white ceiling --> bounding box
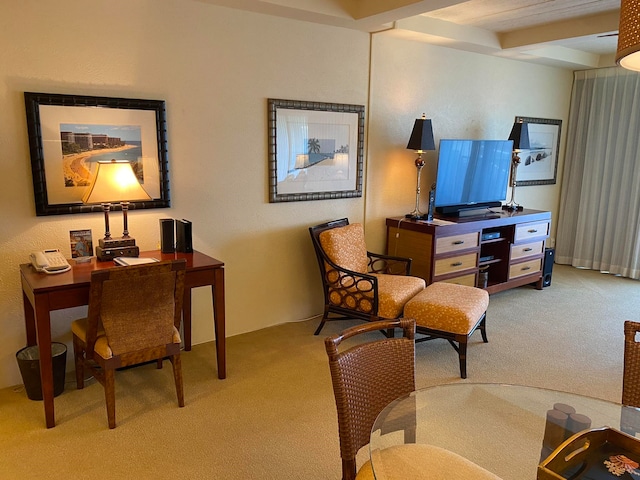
[195,0,622,69]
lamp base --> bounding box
[98,237,137,248]
[96,244,140,262]
[405,212,433,221]
[502,203,524,212]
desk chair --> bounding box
[622,321,640,436]
[325,319,416,480]
[623,320,640,407]
[71,259,186,429]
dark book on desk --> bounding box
[176,219,193,253]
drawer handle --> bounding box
[527,229,538,233]
[523,248,533,252]
[521,266,531,271]
[453,240,464,245]
[451,262,463,267]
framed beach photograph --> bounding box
[268,99,364,202]
[514,116,562,186]
[24,92,170,216]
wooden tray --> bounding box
[538,427,640,479]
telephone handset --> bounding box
[30,249,71,274]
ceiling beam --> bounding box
[500,10,620,50]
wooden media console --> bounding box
[386,209,551,294]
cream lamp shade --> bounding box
[82,160,151,204]
[616,0,640,71]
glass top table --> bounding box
[369,383,640,480]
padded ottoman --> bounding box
[404,282,489,378]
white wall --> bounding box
[0,0,573,389]
[364,34,573,252]
[0,0,368,388]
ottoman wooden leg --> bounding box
[479,314,488,343]
[459,340,467,379]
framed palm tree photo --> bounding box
[268,98,364,202]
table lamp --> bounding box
[617,0,640,71]
[82,159,151,261]
[502,121,530,212]
[406,114,436,221]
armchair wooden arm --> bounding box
[367,251,412,275]
[322,255,380,318]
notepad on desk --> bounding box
[114,257,159,266]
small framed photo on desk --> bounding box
[70,229,93,259]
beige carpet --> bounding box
[0,264,637,479]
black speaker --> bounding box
[176,219,193,253]
[542,247,555,288]
[160,218,175,253]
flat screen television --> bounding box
[434,139,513,216]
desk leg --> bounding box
[34,298,56,428]
[213,268,226,379]
[183,288,193,351]
[23,292,37,346]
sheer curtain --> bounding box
[556,67,640,279]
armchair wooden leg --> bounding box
[314,311,329,336]
[104,369,116,429]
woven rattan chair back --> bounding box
[325,318,416,480]
[91,262,183,356]
[623,320,640,407]
[72,259,186,428]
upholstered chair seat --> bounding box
[72,321,181,360]
[357,444,503,480]
[371,273,426,319]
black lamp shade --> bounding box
[509,122,530,150]
[407,118,436,151]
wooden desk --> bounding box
[20,250,226,428]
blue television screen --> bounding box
[434,139,513,214]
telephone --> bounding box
[30,249,71,274]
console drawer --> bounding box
[515,221,549,242]
[509,258,542,279]
[511,240,544,261]
[435,232,479,255]
[439,273,477,287]
[434,252,478,277]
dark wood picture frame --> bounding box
[514,116,561,186]
[268,98,364,203]
[24,92,170,216]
